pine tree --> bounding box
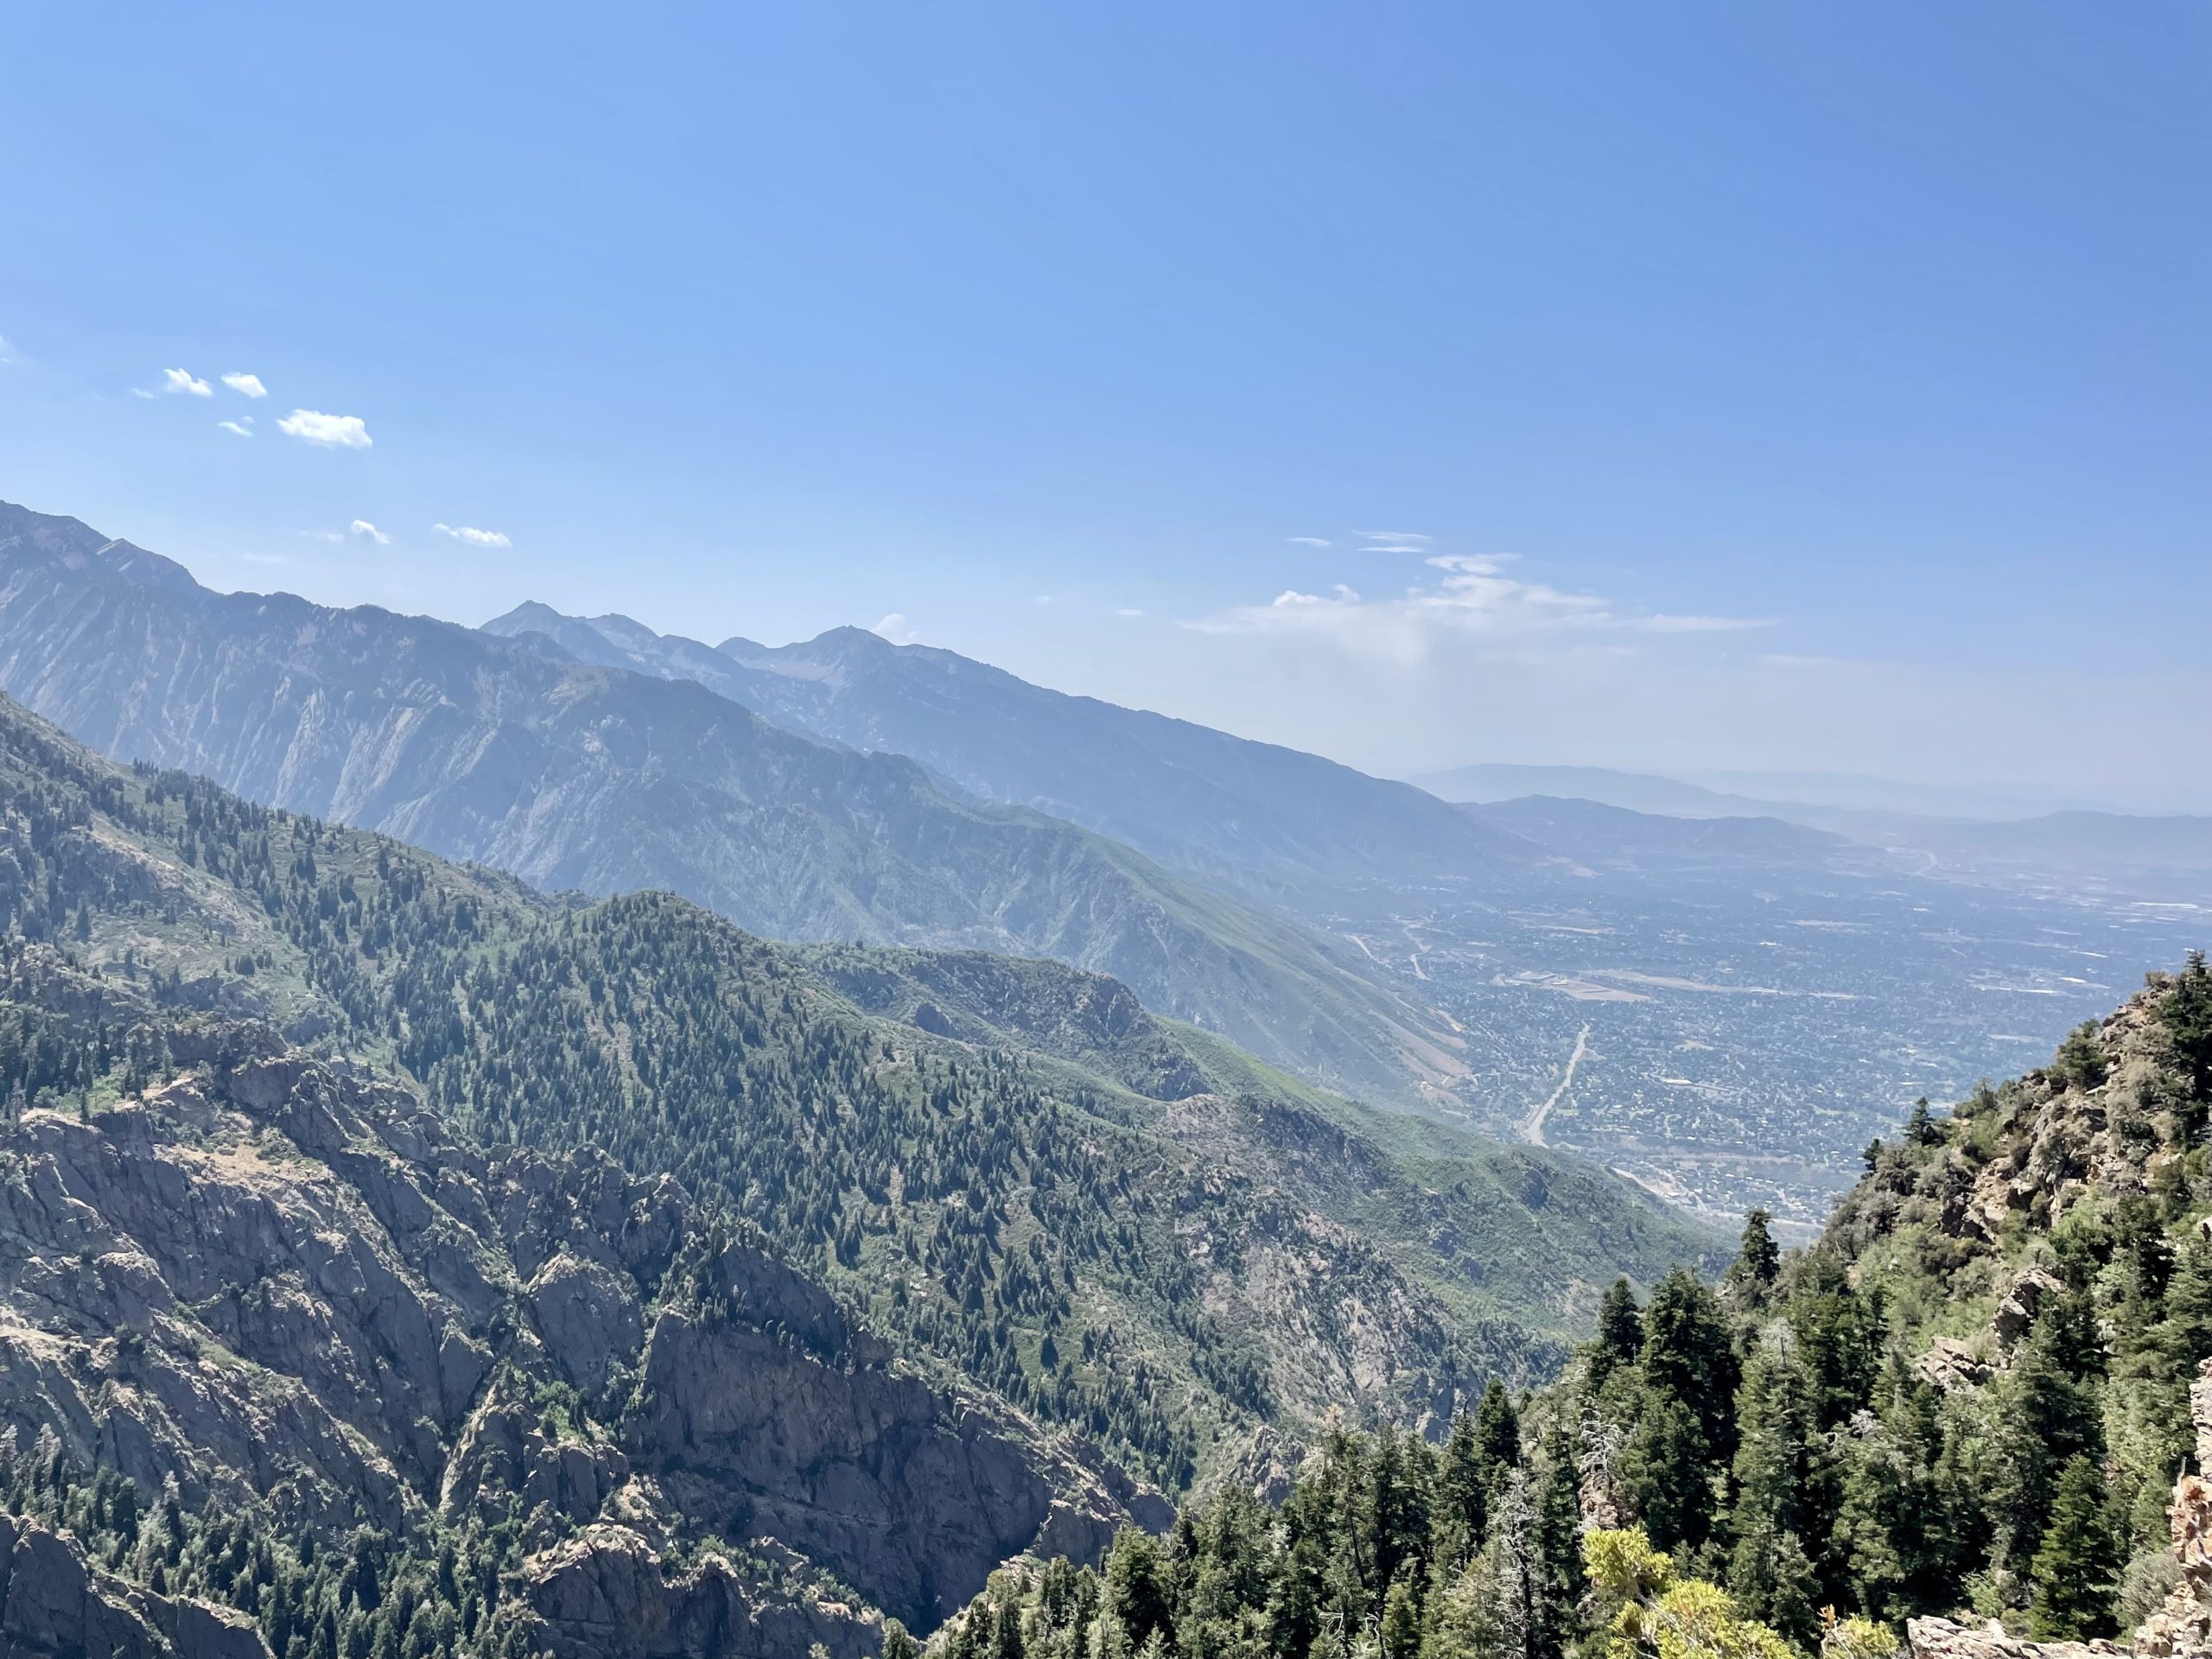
[1380,1575,1422,1659]
[2027,1456,2120,1639]
[2164,951,2212,1140]
[1639,1268,1740,1465]
[1104,1531,1173,1653]
[1990,1309,2106,1571]
[1587,1281,1643,1395]
[1431,1410,1489,1578]
[1369,1426,1432,1596]
[1471,1382,1522,1485]
[1724,1211,1782,1308]
[1529,1421,1584,1659]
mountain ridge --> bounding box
[0,497,1457,1105]
[479,602,1547,901]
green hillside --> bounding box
[926,955,2212,1659]
[0,692,1716,1491]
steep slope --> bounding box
[0,498,1456,1103]
[0,689,1720,1494]
[0,951,1154,1659]
[480,604,1543,899]
[923,959,2212,1659]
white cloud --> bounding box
[0,334,16,364]
[1185,550,1769,664]
[432,523,511,549]
[220,372,268,398]
[873,613,919,645]
[217,418,254,437]
[1286,537,1332,549]
[302,530,346,543]
[162,368,213,397]
[1116,607,1145,618]
[350,519,390,545]
[277,409,372,448]
[1352,530,1431,543]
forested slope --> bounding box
[0,690,1713,1497]
[925,957,2212,1659]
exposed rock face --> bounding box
[1912,1335,1993,1395]
[0,1037,1160,1658]
[1993,1268,2069,1348]
[0,1510,271,1659]
[1903,1621,2120,1659]
[521,1524,875,1659]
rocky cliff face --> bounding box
[0,996,1160,1658]
[0,1510,270,1659]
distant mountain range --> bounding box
[0,499,1459,1103]
[1417,760,2212,887]
[1459,794,1854,875]
[481,601,1543,899]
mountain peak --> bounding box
[814,623,898,654]
[481,599,570,634]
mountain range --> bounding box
[0,500,1465,1105]
[481,603,1543,902]
[1419,759,2212,888]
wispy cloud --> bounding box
[162,368,213,397]
[0,334,17,365]
[1185,550,1771,663]
[433,523,510,549]
[1286,537,1332,549]
[350,519,390,545]
[1116,607,1146,618]
[218,417,255,437]
[278,409,372,448]
[220,372,268,398]
[873,613,919,645]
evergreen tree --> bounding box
[1587,1281,1643,1395]
[1529,1421,1584,1659]
[1639,1269,1740,1466]
[1723,1211,1781,1309]
[1431,1410,1489,1578]
[1471,1382,1522,1485]
[1104,1532,1174,1653]
[2027,1457,2120,1639]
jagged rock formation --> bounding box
[0,683,1722,1499]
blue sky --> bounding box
[2,2,2206,798]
